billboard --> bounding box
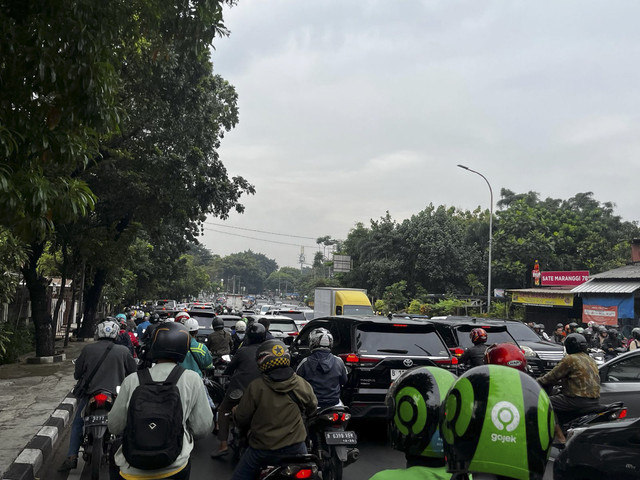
[332,255,352,273]
[541,270,589,287]
[511,291,574,307]
[583,304,618,325]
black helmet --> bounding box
[569,322,578,332]
[256,340,290,373]
[386,367,456,458]
[632,328,640,341]
[597,325,608,334]
[149,313,161,324]
[150,322,191,362]
[442,365,554,479]
[534,323,544,331]
[564,333,588,354]
[212,317,225,331]
[607,327,618,337]
[555,323,564,329]
[246,322,266,344]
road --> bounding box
[41,417,556,479]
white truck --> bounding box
[225,294,244,312]
[313,287,374,319]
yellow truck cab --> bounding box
[314,287,373,319]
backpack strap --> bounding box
[137,368,153,385]
[164,365,185,385]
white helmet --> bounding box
[309,327,333,351]
[136,311,144,319]
[235,320,247,333]
[175,312,190,324]
[184,318,199,333]
[96,319,119,339]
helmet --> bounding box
[564,333,588,354]
[149,313,161,324]
[588,321,595,328]
[484,343,527,372]
[150,322,191,362]
[184,318,199,333]
[556,323,564,329]
[235,321,246,333]
[386,367,457,458]
[576,327,584,334]
[309,328,333,351]
[607,327,618,337]
[96,319,119,339]
[442,365,554,480]
[597,325,608,334]
[212,317,225,331]
[632,328,640,340]
[256,340,290,373]
[136,311,144,320]
[533,324,543,332]
[569,322,578,332]
[175,312,190,324]
[246,322,266,344]
[470,328,488,345]
[115,313,127,321]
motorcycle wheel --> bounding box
[91,435,103,480]
[322,453,343,480]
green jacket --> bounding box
[179,337,213,378]
[235,369,317,450]
[370,466,453,480]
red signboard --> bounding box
[583,305,618,326]
[541,270,589,286]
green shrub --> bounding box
[0,323,35,364]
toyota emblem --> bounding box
[403,358,413,367]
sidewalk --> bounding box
[0,338,89,479]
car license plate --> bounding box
[324,431,357,445]
[390,369,406,381]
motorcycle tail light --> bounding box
[616,409,628,419]
[340,412,351,422]
[93,393,109,407]
[294,469,313,479]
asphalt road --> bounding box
[41,417,556,479]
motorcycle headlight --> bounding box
[521,345,538,358]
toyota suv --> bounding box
[429,316,565,376]
[290,315,456,418]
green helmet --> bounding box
[386,366,457,458]
[441,365,554,480]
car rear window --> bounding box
[355,324,449,357]
[505,323,541,342]
[455,326,515,348]
[277,311,306,321]
[190,315,213,329]
[270,320,297,333]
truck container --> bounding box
[313,287,373,319]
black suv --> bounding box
[429,316,565,376]
[290,315,455,418]
[188,311,241,345]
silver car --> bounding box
[599,349,640,417]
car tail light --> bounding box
[287,332,299,336]
[451,356,458,365]
[339,353,379,366]
[450,347,465,356]
[392,324,408,327]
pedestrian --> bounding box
[58,319,136,472]
[231,340,317,480]
[108,322,213,479]
[369,367,457,480]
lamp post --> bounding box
[457,165,493,312]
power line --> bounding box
[204,221,321,240]
[203,227,318,248]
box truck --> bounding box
[313,287,374,319]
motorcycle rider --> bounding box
[602,326,624,360]
[231,320,246,354]
[58,319,137,472]
[135,312,154,339]
[459,328,488,368]
[629,328,640,351]
[175,311,191,325]
[296,327,347,409]
[108,321,213,479]
[369,367,457,480]
[533,323,551,341]
[442,365,554,480]
[553,323,565,344]
[590,324,608,349]
[180,318,213,377]
[537,333,600,446]
[116,316,138,358]
[232,340,317,480]
[211,322,266,458]
[207,317,233,356]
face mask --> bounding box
[237,333,245,340]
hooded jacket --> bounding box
[234,368,317,450]
[296,350,347,408]
[224,343,261,393]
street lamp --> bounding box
[457,164,493,312]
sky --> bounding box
[202,0,640,268]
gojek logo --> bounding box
[490,401,520,443]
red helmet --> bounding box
[470,328,488,345]
[484,343,527,372]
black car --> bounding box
[188,311,241,345]
[290,315,456,418]
[554,417,637,479]
[430,316,564,376]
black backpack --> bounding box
[123,365,185,469]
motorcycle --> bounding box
[82,390,116,480]
[227,388,248,463]
[307,406,359,480]
[587,347,605,365]
[561,401,627,432]
[259,454,321,479]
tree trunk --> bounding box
[64,263,79,348]
[78,267,107,338]
[21,242,55,357]
[52,245,68,337]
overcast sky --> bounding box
[201,0,640,268]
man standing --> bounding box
[58,319,136,472]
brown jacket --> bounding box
[538,352,600,398]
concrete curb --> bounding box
[1,394,77,480]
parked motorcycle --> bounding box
[259,454,321,479]
[82,390,116,480]
[307,406,359,480]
